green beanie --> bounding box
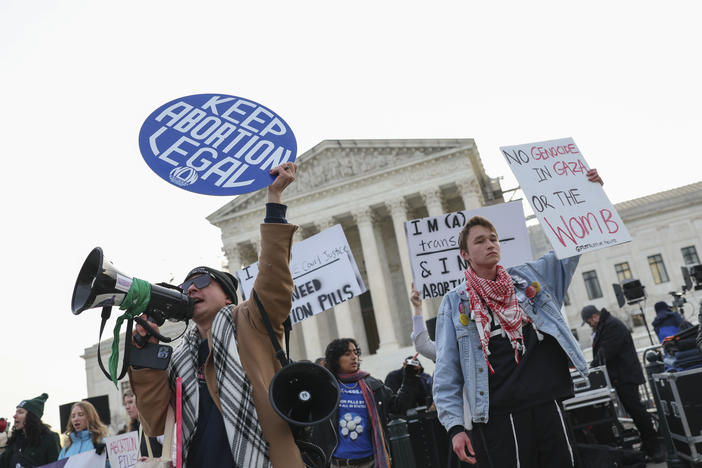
[17,393,48,419]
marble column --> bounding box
[352,207,399,350]
[387,198,413,288]
[313,219,339,352]
[224,244,243,304]
[294,229,322,360]
[422,188,445,217]
[458,179,483,211]
[386,198,414,321]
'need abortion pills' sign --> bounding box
[138,94,297,195]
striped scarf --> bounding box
[170,305,271,467]
[337,371,390,468]
[464,265,531,374]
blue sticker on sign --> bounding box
[138,94,297,196]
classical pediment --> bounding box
[208,138,476,224]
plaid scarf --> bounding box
[464,266,531,374]
[337,371,390,468]
[170,305,271,467]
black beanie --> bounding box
[184,267,239,305]
[17,393,48,419]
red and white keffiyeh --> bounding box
[464,265,531,374]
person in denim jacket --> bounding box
[433,169,602,467]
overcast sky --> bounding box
[1,0,700,431]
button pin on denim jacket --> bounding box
[459,303,469,326]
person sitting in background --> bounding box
[0,393,60,468]
[58,400,109,460]
[384,354,433,410]
[119,391,162,458]
[652,301,687,343]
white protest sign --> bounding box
[39,450,107,468]
[237,224,366,324]
[103,431,139,468]
[500,137,631,259]
[406,201,533,299]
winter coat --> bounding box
[652,309,684,342]
[129,223,301,468]
[0,430,60,468]
[58,430,96,459]
[591,309,645,385]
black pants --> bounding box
[616,383,657,446]
[470,400,574,468]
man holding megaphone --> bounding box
[128,162,304,468]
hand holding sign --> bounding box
[139,94,297,196]
[267,162,298,204]
[500,138,628,259]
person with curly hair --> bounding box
[323,338,417,468]
[0,393,60,468]
[58,400,109,460]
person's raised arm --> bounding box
[249,162,298,330]
[409,283,437,361]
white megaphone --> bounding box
[72,247,193,324]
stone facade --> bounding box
[208,139,502,360]
[81,137,701,429]
[528,181,702,346]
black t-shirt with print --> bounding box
[485,309,574,415]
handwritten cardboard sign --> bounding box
[405,201,533,299]
[237,225,366,324]
[139,94,296,195]
[104,431,139,468]
[500,137,631,258]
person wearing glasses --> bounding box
[128,162,303,468]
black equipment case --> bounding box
[652,367,702,464]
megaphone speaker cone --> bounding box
[72,247,104,315]
[270,362,340,426]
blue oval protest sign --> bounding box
[138,94,297,195]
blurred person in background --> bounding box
[58,400,109,460]
[0,418,8,455]
[119,390,162,458]
[0,393,60,468]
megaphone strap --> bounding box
[96,306,133,385]
[252,289,290,368]
[107,278,152,387]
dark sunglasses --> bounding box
[179,274,213,292]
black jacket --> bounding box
[591,309,645,385]
[0,430,60,468]
[307,374,417,465]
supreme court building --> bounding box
[207,139,504,360]
[82,139,702,430]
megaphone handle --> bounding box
[134,315,173,344]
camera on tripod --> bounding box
[682,264,702,291]
[669,290,687,314]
